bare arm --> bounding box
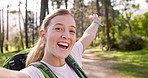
[0,67,30,78]
[78,14,102,52]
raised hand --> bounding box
[87,14,103,26]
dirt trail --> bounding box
[82,51,124,78]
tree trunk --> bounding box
[96,0,101,16]
[46,1,49,14]
[80,0,84,34]
[64,0,68,9]
[105,4,111,51]
[126,19,132,34]
[18,0,24,50]
[25,0,29,48]
[6,3,9,51]
[121,13,133,34]
[40,0,48,25]
[31,12,34,46]
[112,6,115,38]
[0,10,1,33]
[46,6,49,15]
[96,0,101,41]
[31,23,35,46]
[35,5,38,41]
[1,7,5,53]
[0,7,2,53]
[125,12,132,34]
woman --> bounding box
[0,9,102,78]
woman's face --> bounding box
[44,15,76,59]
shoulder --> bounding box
[20,66,44,78]
[71,41,83,52]
[70,41,83,67]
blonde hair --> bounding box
[26,9,72,66]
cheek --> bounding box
[73,37,76,42]
[45,32,55,44]
[47,34,57,44]
[71,35,76,44]
[46,30,60,39]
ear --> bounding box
[40,30,46,41]
[40,30,45,37]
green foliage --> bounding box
[107,27,146,51]
[116,14,127,33]
[131,12,148,37]
[110,11,148,51]
[132,4,140,9]
[117,34,144,50]
[144,41,148,48]
[110,38,118,49]
[10,36,21,50]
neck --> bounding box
[42,52,66,67]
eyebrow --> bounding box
[54,23,76,29]
[71,25,76,29]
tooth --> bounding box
[58,43,68,46]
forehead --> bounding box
[49,15,76,27]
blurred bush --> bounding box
[117,34,144,50]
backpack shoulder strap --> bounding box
[29,61,57,78]
[30,55,87,78]
[66,54,88,78]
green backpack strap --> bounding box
[3,49,87,78]
[66,55,88,78]
[30,61,58,78]
[3,56,12,69]
[30,54,87,78]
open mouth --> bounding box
[57,42,69,49]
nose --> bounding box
[62,30,70,39]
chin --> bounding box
[57,53,69,59]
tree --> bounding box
[111,0,115,38]
[131,12,148,38]
[27,11,35,46]
[24,0,29,48]
[18,0,24,50]
[0,2,5,53]
[6,1,9,51]
[1,9,4,53]
[96,0,101,16]
[34,0,40,45]
[0,5,2,53]
[102,0,111,51]
[40,0,49,25]
[72,0,85,37]
[64,0,68,9]
[117,0,139,34]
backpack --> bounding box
[3,50,88,78]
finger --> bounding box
[96,14,98,17]
[94,14,97,17]
[89,15,93,18]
